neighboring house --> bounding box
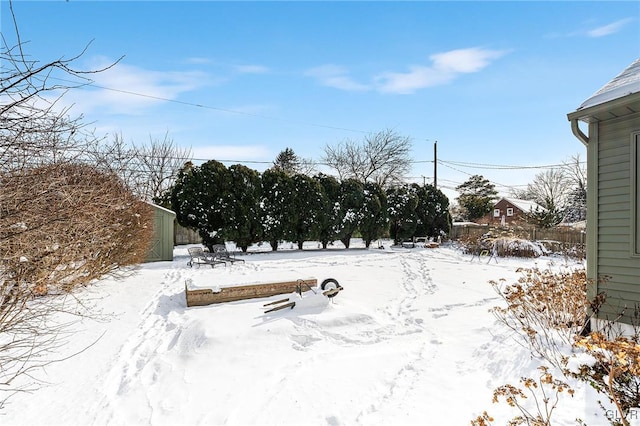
[145,203,176,262]
[567,58,640,332]
[480,197,544,225]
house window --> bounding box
[494,209,501,217]
[506,208,514,217]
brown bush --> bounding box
[490,268,592,370]
[1,163,154,294]
[480,269,639,426]
[0,163,153,395]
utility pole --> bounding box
[433,141,438,189]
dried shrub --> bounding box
[490,268,593,370]
[471,366,574,426]
[0,163,153,396]
[477,268,639,426]
[461,231,546,259]
[493,238,546,258]
[1,163,154,293]
[574,333,640,426]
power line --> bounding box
[51,76,372,135]
[438,159,584,170]
[49,78,581,177]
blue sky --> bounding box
[3,1,639,201]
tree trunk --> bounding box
[270,240,278,251]
[341,236,351,248]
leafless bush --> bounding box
[479,269,639,425]
[490,268,594,370]
[0,2,155,406]
[1,163,153,292]
[460,231,546,259]
[471,366,574,426]
[574,333,640,426]
[0,163,153,401]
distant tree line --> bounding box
[168,159,451,252]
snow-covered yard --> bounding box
[2,242,629,425]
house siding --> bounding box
[596,115,640,324]
[634,132,640,255]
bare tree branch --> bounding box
[322,128,412,187]
[0,3,151,406]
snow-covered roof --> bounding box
[146,201,176,216]
[500,197,545,213]
[558,220,586,229]
[577,58,640,111]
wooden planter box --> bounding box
[185,278,318,307]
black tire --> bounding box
[320,278,341,298]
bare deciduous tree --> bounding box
[561,154,587,192]
[137,132,192,201]
[85,132,140,189]
[0,2,119,173]
[85,132,192,201]
[0,3,152,406]
[512,169,572,212]
[323,128,412,187]
[557,154,587,223]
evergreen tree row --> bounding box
[170,160,451,252]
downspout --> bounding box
[570,118,589,146]
[569,116,598,329]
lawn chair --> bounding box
[212,244,245,264]
[187,246,226,268]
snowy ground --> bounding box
[2,241,630,425]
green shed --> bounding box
[145,203,176,262]
[567,58,640,331]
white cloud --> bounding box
[235,64,270,74]
[306,48,507,95]
[430,48,506,73]
[375,47,508,94]
[587,18,634,37]
[546,17,635,38]
[185,57,213,65]
[305,64,370,92]
[374,66,453,94]
[59,57,214,116]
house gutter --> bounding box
[570,118,589,146]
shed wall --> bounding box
[596,115,640,324]
[146,205,176,262]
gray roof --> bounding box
[568,58,640,123]
[578,59,640,110]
